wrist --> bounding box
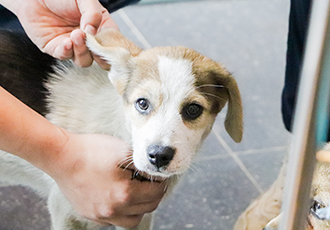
[33,126,72,177]
[40,130,91,182]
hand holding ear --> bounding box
[1,0,118,67]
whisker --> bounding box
[188,163,198,173]
[133,169,140,177]
[161,179,169,192]
[196,84,225,89]
[118,156,132,166]
[200,92,227,102]
[118,156,134,170]
[127,149,134,154]
[124,161,135,171]
[118,159,130,169]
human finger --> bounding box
[98,10,119,31]
[71,29,93,67]
[116,163,168,203]
[77,0,103,33]
[78,0,119,32]
[126,179,168,205]
[45,36,74,60]
[317,150,330,162]
[121,199,161,216]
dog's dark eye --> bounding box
[310,200,324,216]
[135,98,150,113]
[182,103,203,120]
[311,200,322,212]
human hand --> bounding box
[317,149,330,162]
[48,132,167,228]
[8,0,118,67]
[0,86,164,227]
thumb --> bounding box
[77,0,104,34]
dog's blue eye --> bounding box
[182,103,203,120]
[135,98,150,113]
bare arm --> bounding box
[0,86,68,172]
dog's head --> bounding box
[87,29,243,177]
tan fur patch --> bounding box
[95,29,142,56]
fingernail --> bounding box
[85,24,97,35]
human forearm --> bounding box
[0,86,69,174]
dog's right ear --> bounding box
[86,29,142,95]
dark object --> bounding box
[281,0,311,131]
[147,145,176,169]
[0,29,57,115]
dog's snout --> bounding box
[147,145,175,169]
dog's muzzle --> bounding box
[147,145,176,169]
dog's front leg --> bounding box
[48,185,102,230]
[115,212,153,230]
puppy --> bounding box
[263,144,330,230]
[0,29,243,230]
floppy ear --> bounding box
[85,29,142,95]
[223,76,243,143]
[195,65,243,143]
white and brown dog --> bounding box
[0,28,243,230]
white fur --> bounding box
[131,56,205,176]
[46,63,129,141]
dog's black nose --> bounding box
[147,145,175,169]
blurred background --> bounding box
[0,0,291,229]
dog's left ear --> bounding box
[86,29,142,95]
[222,75,243,143]
[196,65,243,143]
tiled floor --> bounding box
[0,0,291,229]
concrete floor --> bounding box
[0,0,291,229]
